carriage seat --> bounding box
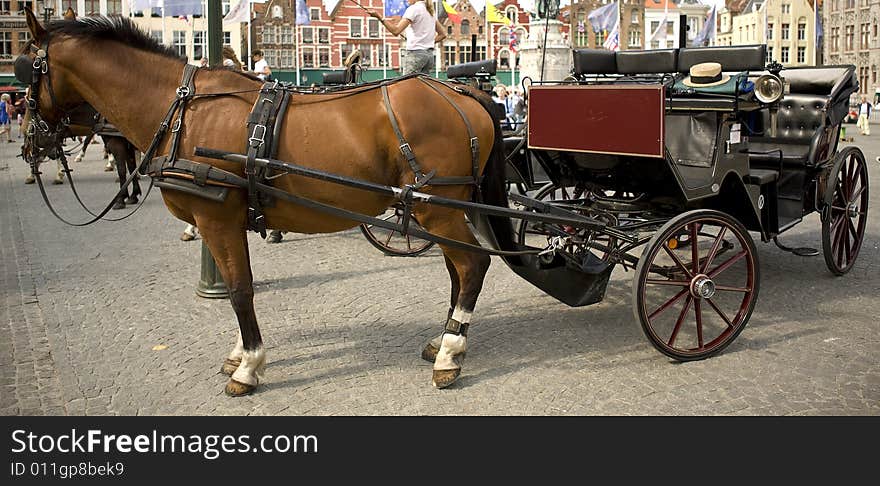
[572,44,766,77]
[447,59,496,79]
[747,66,857,168]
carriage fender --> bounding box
[705,172,767,241]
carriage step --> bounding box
[744,169,778,186]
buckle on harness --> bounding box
[171,118,182,133]
[249,124,267,146]
[176,86,191,98]
[399,142,415,161]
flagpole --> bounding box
[295,24,301,86]
[434,1,439,78]
[383,27,388,79]
[247,1,253,70]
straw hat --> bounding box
[682,62,730,88]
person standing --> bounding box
[222,45,243,71]
[369,0,446,76]
[252,50,272,81]
[857,97,872,136]
[0,94,12,143]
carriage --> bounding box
[449,44,867,360]
[17,9,868,393]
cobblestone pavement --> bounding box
[2,127,878,416]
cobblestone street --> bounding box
[2,127,879,416]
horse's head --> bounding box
[16,8,88,167]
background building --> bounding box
[823,0,878,102]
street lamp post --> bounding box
[195,0,230,299]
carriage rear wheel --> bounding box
[633,210,759,361]
[822,146,869,276]
[359,204,435,257]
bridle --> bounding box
[15,37,158,225]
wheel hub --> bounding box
[847,202,859,218]
[690,274,716,299]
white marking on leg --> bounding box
[231,346,266,386]
[434,305,471,371]
[227,331,244,361]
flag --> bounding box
[587,1,618,33]
[486,1,511,25]
[321,0,339,15]
[692,6,716,47]
[295,0,310,25]
[602,23,619,51]
[164,0,202,17]
[223,0,250,23]
[509,30,518,53]
[815,0,823,42]
[577,21,585,34]
[649,15,667,44]
[443,0,461,24]
[385,0,407,17]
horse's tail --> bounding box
[462,86,517,255]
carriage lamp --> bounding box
[754,74,784,104]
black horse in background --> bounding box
[73,129,142,209]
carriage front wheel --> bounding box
[633,210,759,361]
[359,203,435,257]
[822,146,869,276]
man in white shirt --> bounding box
[857,97,872,136]
[252,50,272,81]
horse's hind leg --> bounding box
[123,143,141,204]
[194,214,265,396]
[421,255,459,363]
[416,207,490,388]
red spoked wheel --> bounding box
[822,146,869,276]
[633,209,759,361]
[359,203,435,257]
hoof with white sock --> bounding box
[421,334,443,363]
[225,347,266,397]
[220,358,241,376]
[432,318,468,389]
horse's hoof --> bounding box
[225,379,256,397]
[24,176,35,184]
[52,178,63,185]
[124,196,138,205]
[220,358,241,376]
[421,343,439,363]
[432,369,461,389]
[112,201,125,210]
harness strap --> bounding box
[167,64,198,166]
[381,84,435,188]
[244,81,284,237]
[444,318,468,337]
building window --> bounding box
[350,19,362,38]
[499,50,509,68]
[318,48,330,67]
[797,46,805,63]
[281,26,293,44]
[845,25,854,50]
[151,30,164,44]
[628,29,640,48]
[860,23,870,49]
[17,31,29,47]
[280,49,293,68]
[222,0,230,15]
[302,48,314,68]
[447,25,452,35]
[272,5,283,18]
[61,0,75,12]
[781,3,790,14]
[0,31,11,57]
[310,7,320,21]
[263,26,275,44]
[107,0,122,15]
[302,27,313,44]
[499,28,509,45]
[264,49,277,67]
[506,6,517,25]
[797,22,805,41]
[84,0,100,14]
[444,45,455,68]
[476,45,486,61]
[377,44,390,67]
[223,31,231,45]
[844,0,854,8]
[461,20,470,35]
[368,18,380,38]
[358,44,372,66]
[831,27,839,51]
[173,31,187,58]
[319,28,329,44]
[781,23,789,40]
[781,46,789,63]
[193,31,207,60]
[459,44,471,63]
[767,23,774,40]
[631,10,638,24]
[768,46,773,61]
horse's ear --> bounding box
[24,7,47,41]
[63,7,77,20]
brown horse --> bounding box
[19,11,513,395]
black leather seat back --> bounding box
[322,71,346,85]
[678,45,766,73]
[447,59,497,78]
[572,49,617,75]
[616,49,678,74]
[759,95,829,142]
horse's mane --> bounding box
[46,16,183,61]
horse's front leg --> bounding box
[195,214,265,397]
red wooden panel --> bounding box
[527,85,665,158]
